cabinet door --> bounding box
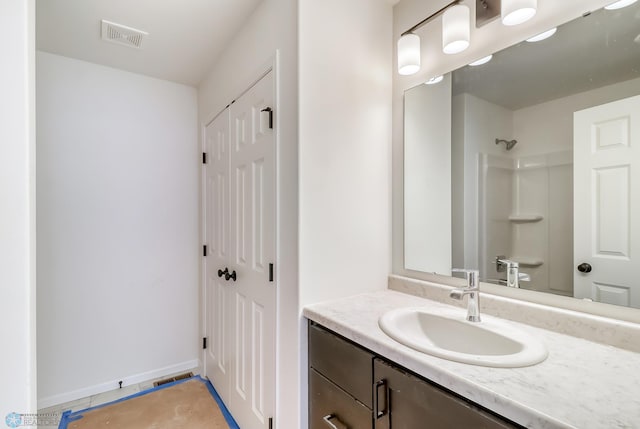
[309,369,372,429]
[373,359,520,429]
[309,323,374,408]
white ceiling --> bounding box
[36,0,264,86]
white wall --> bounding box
[392,0,618,275]
[458,93,513,272]
[481,155,514,278]
[299,2,392,421]
[512,76,640,157]
[0,0,37,418]
[299,0,392,305]
[37,52,199,406]
[452,92,515,275]
[197,0,299,426]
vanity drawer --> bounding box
[309,368,372,429]
[309,323,374,408]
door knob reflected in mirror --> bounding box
[225,270,237,282]
[577,263,592,273]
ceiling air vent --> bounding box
[101,20,148,49]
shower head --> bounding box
[496,138,517,151]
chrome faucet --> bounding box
[450,269,481,322]
[495,256,527,288]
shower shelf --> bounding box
[510,257,543,267]
[508,214,543,222]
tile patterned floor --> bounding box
[37,368,199,428]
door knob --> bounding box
[577,263,592,273]
[217,268,228,278]
[225,270,237,282]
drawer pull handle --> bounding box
[375,379,388,418]
[323,414,348,429]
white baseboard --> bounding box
[38,359,199,409]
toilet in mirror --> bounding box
[404,2,640,309]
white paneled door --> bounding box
[204,104,232,405]
[574,95,640,308]
[204,71,276,428]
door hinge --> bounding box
[261,107,273,129]
[202,152,208,164]
[269,263,274,282]
[268,417,273,429]
[203,245,208,257]
[202,337,207,350]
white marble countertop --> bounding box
[303,290,640,429]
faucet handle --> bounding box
[452,268,479,289]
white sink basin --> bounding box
[379,307,548,367]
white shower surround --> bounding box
[479,150,573,295]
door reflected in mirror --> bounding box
[404,3,640,309]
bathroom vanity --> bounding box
[309,322,520,428]
[304,280,640,429]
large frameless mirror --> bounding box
[404,2,640,309]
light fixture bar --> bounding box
[401,0,462,36]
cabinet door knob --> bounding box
[217,268,228,278]
[322,415,348,429]
[577,263,592,273]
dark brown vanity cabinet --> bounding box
[309,322,522,429]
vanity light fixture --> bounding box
[469,54,493,66]
[526,27,557,42]
[398,0,541,75]
[398,33,421,75]
[605,0,638,9]
[443,4,471,54]
[397,0,464,75]
[425,75,444,85]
